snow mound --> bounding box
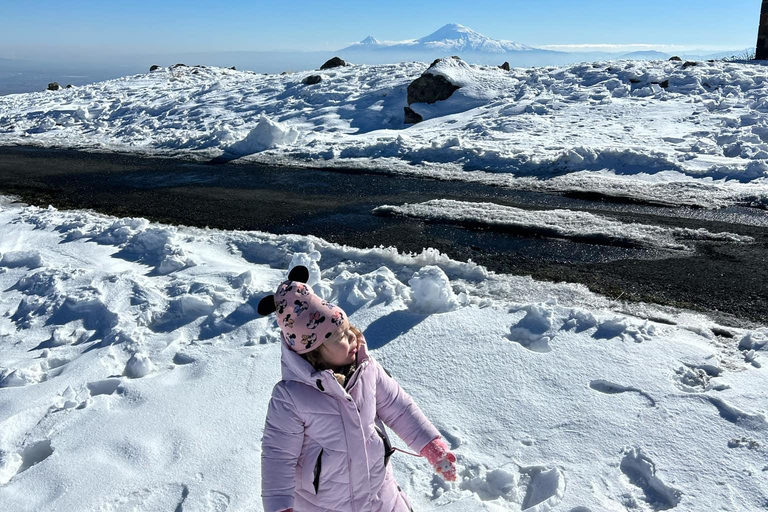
[408,265,460,314]
[124,353,154,378]
[0,251,45,269]
[332,266,411,308]
[228,115,299,155]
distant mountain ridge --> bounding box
[338,23,749,67]
[342,23,536,54]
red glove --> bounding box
[420,437,457,481]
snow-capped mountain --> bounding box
[342,23,536,54]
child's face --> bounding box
[319,318,358,369]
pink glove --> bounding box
[420,437,457,481]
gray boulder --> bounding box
[47,82,60,91]
[499,61,510,71]
[320,57,346,70]
[404,107,423,125]
[407,58,462,105]
[303,75,322,85]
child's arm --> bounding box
[261,383,304,512]
[373,358,441,455]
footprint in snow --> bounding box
[589,379,657,407]
[673,363,728,392]
[0,440,54,485]
[434,457,565,511]
[619,447,682,511]
[104,482,189,511]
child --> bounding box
[258,265,457,512]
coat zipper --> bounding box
[312,448,323,494]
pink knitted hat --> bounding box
[257,266,347,354]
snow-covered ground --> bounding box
[3,59,768,208]
[0,196,766,511]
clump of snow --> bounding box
[332,266,411,308]
[228,115,299,155]
[508,299,558,352]
[594,316,657,343]
[0,251,44,269]
[0,451,23,485]
[563,307,598,332]
[288,251,323,288]
[739,330,767,351]
[121,227,196,275]
[124,353,154,378]
[407,265,459,314]
[0,365,45,387]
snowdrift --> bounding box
[3,59,768,207]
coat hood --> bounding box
[280,333,371,391]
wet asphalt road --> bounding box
[0,145,766,326]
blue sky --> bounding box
[0,0,760,57]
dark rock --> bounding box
[407,58,463,105]
[407,73,459,104]
[669,56,682,62]
[280,71,289,75]
[682,61,697,69]
[171,63,187,69]
[65,84,72,89]
[149,65,160,72]
[659,79,669,89]
[303,75,322,85]
[404,106,423,124]
[499,61,510,71]
[230,66,236,70]
[629,78,642,84]
[320,57,346,70]
[47,82,60,91]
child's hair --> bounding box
[301,324,364,371]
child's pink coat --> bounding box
[261,335,440,512]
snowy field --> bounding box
[0,196,766,511]
[3,59,768,208]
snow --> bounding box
[0,196,766,511]
[4,59,768,207]
[228,114,299,155]
[408,265,461,314]
[373,199,755,251]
